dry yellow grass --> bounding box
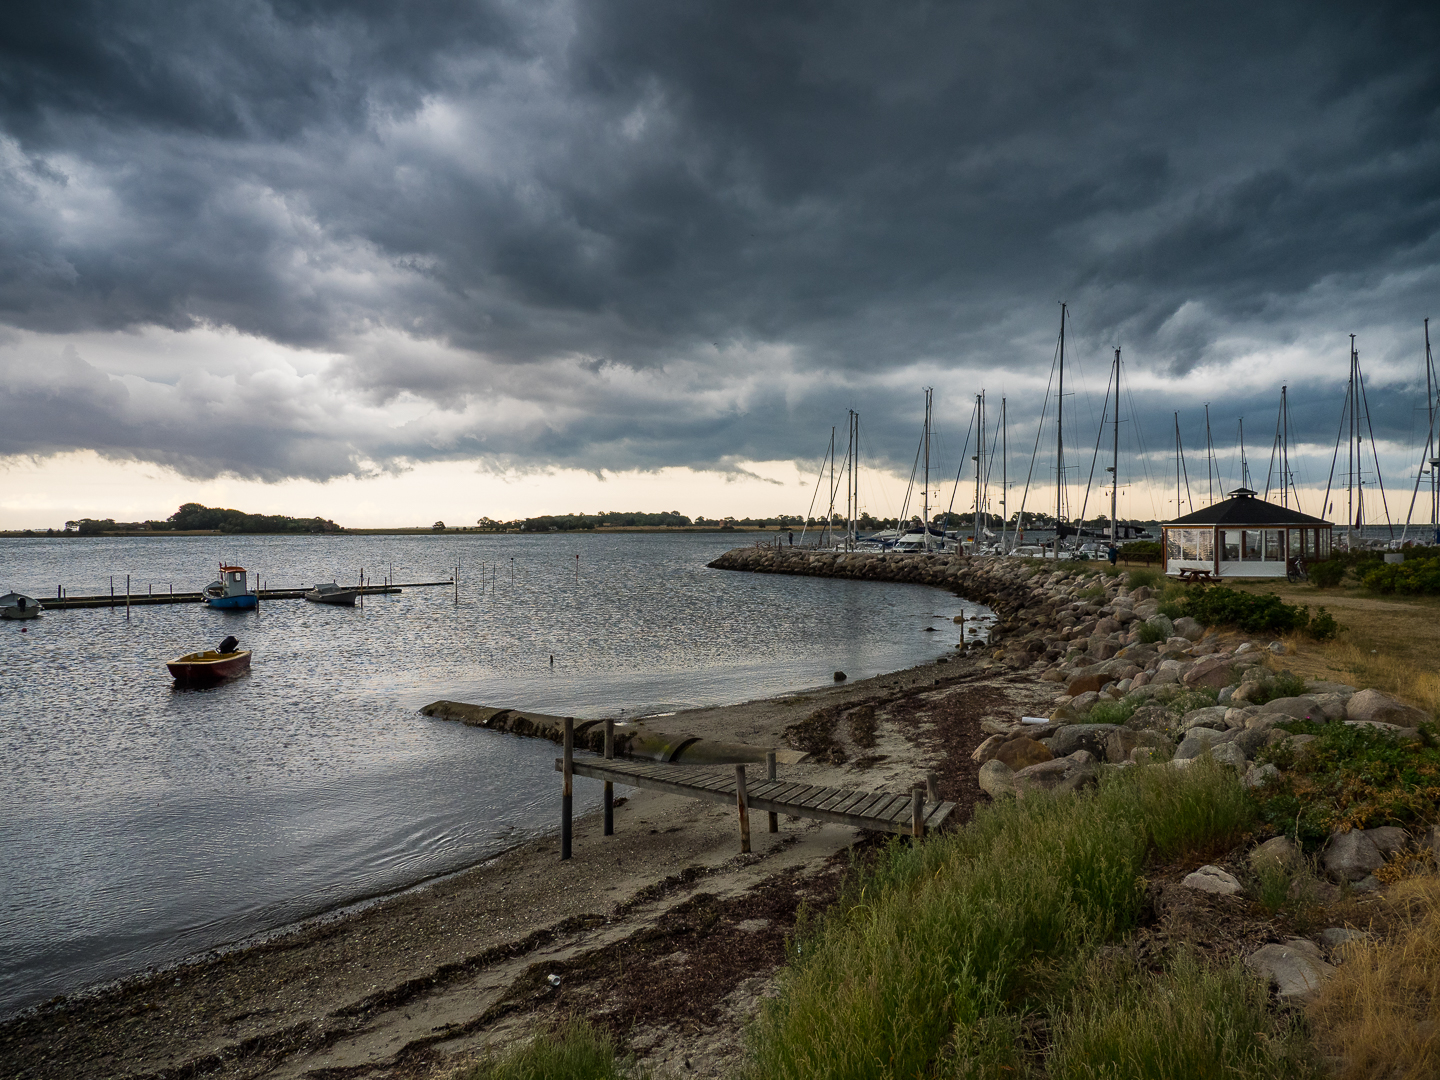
[1218,580,1440,714]
[1309,873,1440,1080]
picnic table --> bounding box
[1176,567,1216,583]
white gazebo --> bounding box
[1162,488,1332,579]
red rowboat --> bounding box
[167,648,251,685]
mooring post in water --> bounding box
[911,785,925,839]
[561,716,574,860]
[125,574,130,619]
[736,764,751,853]
[766,750,778,834]
[927,771,940,805]
[110,576,114,607]
[603,717,615,836]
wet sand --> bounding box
[0,651,1059,1080]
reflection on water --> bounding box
[0,533,986,1016]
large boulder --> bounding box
[1260,695,1344,722]
[1243,762,1280,789]
[970,733,1009,763]
[1209,741,1248,769]
[994,737,1054,769]
[1233,726,1275,758]
[1049,723,1122,759]
[1145,613,1175,638]
[1174,727,1230,760]
[1065,672,1110,696]
[1322,829,1388,882]
[978,759,1017,799]
[1183,655,1236,689]
[1133,598,1161,619]
[1125,704,1174,732]
[1249,835,1299,871]
[1345,688,1431,728]
[1246,940,1335,1001]
[1013,750,1100,795]
[1105,727,1173,764]
[1181,706,1231,731]
[1181,864,1241,895]
[1172,616,1204,641]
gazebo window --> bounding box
[1183,530,1201,559]
[1222,530,1241,561]
[1166,531,1180,560]
[1242,531,1261,561]
[1197,530,1214,562]
[1319,531,1331,557]
[1264,530,1283,561]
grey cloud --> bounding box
[0,0,1437,487]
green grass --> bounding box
[1047,950,1319,1080]
[743,761,1260,1080]
[1135,621,1167,644]
[1087,698,1140,725]
[457,1021,639,1080]
[1126,568,1161,589]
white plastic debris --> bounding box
[547,974,561,987]
[1020,717,1049,725]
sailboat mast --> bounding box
[1204,404,1215,503]
[1056,303,1066,558]
[1175,413,1182,516]
[1000,397,1009,551]
[1428,319,1438,544]
[975,391,985,550]
[1349,334,1358,546]
[1110,347,1120,543]
[827,426,835,548]
[851,410,859,549]
[923,388,932,553]
[1239,418,1250,491]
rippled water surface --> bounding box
[0,533,982,1016]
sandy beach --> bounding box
[0,644,1058,1080]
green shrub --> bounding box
[1182,587,1309,634]
[1088,698,1140,725]
[1360,550,1440,595]
[1135,621,1167,644]
[459,1021,638,1080]
[1253,721,1440,844]
[1120,540,1163,563]
[1126,567,1161,589]
[1304,607,1341,641]
[1047,950,1320,1080]
[1307,559,1346,588]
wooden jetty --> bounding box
[553,717,955,859]
[38,582,453,610]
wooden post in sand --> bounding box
[911,785,925,839]
[561,717,574,860]
[603,717,615,836]
[735,764,751,853]
[926,771,940,805]
[765,750,778,834]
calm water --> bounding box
[0,533,984,1017]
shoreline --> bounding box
[0,611,1060,1079]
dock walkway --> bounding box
[36,582,452,609]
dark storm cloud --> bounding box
[0,0,1437,484]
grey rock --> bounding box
[1149,667,1180,686]
[1049,723,1122,759]
[1250,835,1299,870]
[1209,741,1248,769]
[1268,641,1288,655]
[970,733,1010,763]
[1174,727,1227,760]
[1318,927,1371,954]
[1243,762,1281,789]
[1367,826,1410,855]
[1235,641,1256,654]
[1012,752,1100,795]
[1217,685,1235,704]
[1346,688,1431,728]
[1351,875,1382,893]
[1125,704,1174,732]
[1181,706,1231,731]
[1235,728,1275,759]
[1224,707,1255,729]
[1246,940,1335,1001]
[1172,616,1205,641]
[1133,598,1161,619]
[1306,680,1357,698]
[1184,655,1237,689]
[1145,613,1175,638]
[978,759,1017,798]
[1130,745,1170,765]
[1323,830,1386,883]
[1182,864,1242,895]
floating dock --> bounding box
[36,582,453,610]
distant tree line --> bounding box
[65,502,342,535]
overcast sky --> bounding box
[2,1,1438,528]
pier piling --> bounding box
[561,717,574,860]
[735,764,751,853]
[603,718,614,835]
[766,750,778,834]
[911,786,926,838]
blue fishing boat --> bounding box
[203,566,258,610]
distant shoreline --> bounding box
[0,525,784,538]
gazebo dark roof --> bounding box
[1163,489,1330,528]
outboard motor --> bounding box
[218,635,240,654]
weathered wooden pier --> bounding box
[36,582,453,609]
[553,716,955,860]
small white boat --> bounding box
[304,582,359,606]
[1,592,42,619]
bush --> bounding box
[1361,550,1440,595]
[1307,559,1347,588]
[1306,607,1342,641]
[1121,540,1163,564]
[1182,587,1309,634]
[1126,567,1161,589]
[1253,721,1440,845]
[1135,621,1167,644]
